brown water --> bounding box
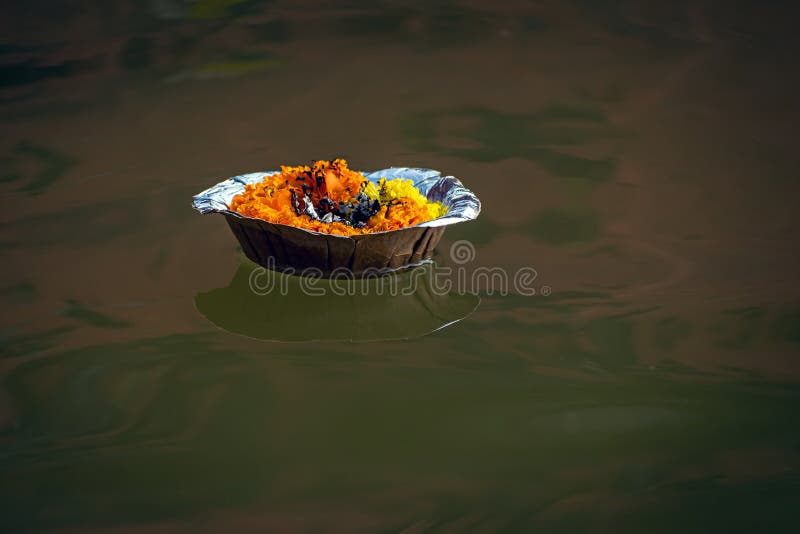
[2,1,800,532]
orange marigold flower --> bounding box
[229,159,447,236]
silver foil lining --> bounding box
[191,167,481,234]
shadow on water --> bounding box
[195,260,480,342]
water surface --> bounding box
[1,1,799,532]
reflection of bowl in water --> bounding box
[191,167,481,276]
[194,260,480,342]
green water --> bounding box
[1,1,799,532]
